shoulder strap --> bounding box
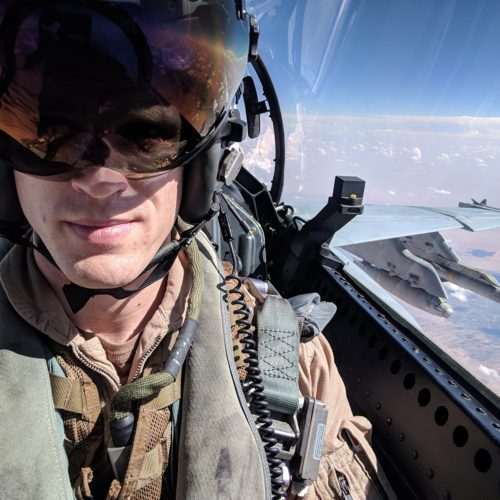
[44,344,69,441]
[255,295,301,415]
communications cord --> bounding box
[218,207,286,500]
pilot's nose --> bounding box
[70,165,128,199]
[69,133,132,198]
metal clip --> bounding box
[290,397,328,496]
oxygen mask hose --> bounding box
[109,220,204,447]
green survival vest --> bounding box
[0,232,271,499]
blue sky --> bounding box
[256,0,500,117]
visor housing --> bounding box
[0,0,250,177]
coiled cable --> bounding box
[218,208,286,500]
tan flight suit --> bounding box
[0,237,395,499]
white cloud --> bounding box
[287,122,305,161]
[479,365,500,379]
[388,190,396,195]
[278,113,500,208]
[445,283,469,302]
[474,157,487,166]
[243,126,275,173]
[411,147,422,161]
[318,147,327,155]
[429,187,451,195]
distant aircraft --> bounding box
[459,198,500,212]
[328,203,500,326]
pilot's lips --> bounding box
[65,220,137,244]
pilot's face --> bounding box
[10,44,188,290]
[14,161,183,290]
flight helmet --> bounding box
[0,0,255,310]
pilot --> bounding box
[0,1,395,499]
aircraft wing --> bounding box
[330,205,500,247]
[328,204,500,320]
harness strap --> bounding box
[154,375,182,410]
[50,373,85,414]
[256,295,301,415]
[136,443,164,489]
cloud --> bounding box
[474,157,488,167]
[287,121,306,161]
[318,147,327,155]
[430,187,451,195]
[437,153,450,161]
[479,364,500,379]
[445,283,469,302]
[388,190,396,195]
[242,126,275,173]
[411,147,422,161]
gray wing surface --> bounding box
[330,205,500,247]
[328,204,500,321]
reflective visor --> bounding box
[0,0,249,177]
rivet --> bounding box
[398,433,405,441]
[375,402,382,410]
[427,469,434,479]
[365,390,371,397]
[443,491,451,500]
[412,450,418,459]
[386,417,392,425]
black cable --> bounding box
[218,209,286,500]
[221,192,253,234]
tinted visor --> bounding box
[0,0,249,177]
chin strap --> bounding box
[62,212,216,314]
[0,220,59,266]
[0,196,221,314]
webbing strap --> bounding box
[256,295,300,415]
[154,373,182,410]
[50,373,85,413]
[136,443,163,490]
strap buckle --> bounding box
[269,396,328,496]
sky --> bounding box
[253,0,500,117]
[243,0,500,394]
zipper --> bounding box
[72,346,120,392]
[336,471,354,500]
[131,334,165,382]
